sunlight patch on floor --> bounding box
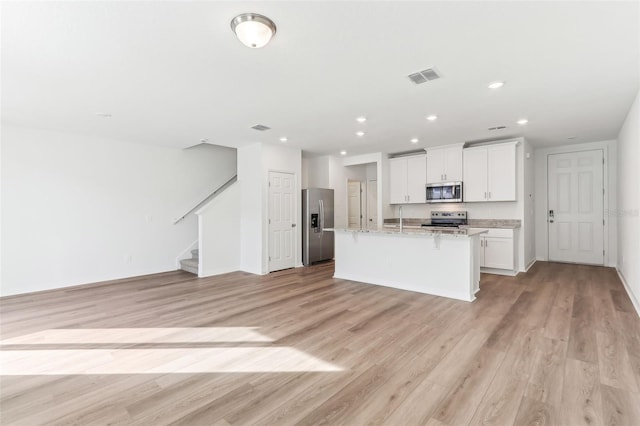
[0,327,274,344]
[0,347,343,375]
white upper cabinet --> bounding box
[462,148,488,202]
[389,157,408,204]
[426,145,463,183]
[463,142,517,202]
[406,155,427,203]
[487,143,517,201]
[389,154,427,204]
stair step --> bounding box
[191,249,199,259]
[180,258,198,275]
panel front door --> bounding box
[269,171,296,272]
[548,150,604,265]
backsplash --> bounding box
[391,201,521,220]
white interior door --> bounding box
[268,171,296,272]
[347,180,362,229]
[548,150,604,265]
[366,179,377,229]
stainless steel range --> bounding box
[421,211,467,229]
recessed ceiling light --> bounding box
[356,116,367,123]
[426,115,438,121]
[356,131,365,137]
[279,137,288,142]
[410,138,419,144]
[95,113,112,118]
[340,150,347,156]
[516,119,528,125]
[567,136,577,140]
[200,138,209,143]
[488,81,505,89]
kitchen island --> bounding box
[333,227,486,302]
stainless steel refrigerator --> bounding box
[302,188,334,266]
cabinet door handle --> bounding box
[485,240,488,247]
[444,173,447,180]
[484,192,487,199]
[480,239,483,247]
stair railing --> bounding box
[173,174,237,224]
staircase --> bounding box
[180,249,199,275]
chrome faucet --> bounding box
[399,206,403,232]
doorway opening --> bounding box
[345,162,378,230]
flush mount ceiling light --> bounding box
[231,13,276,48]
[517,119,529,125]
[488,81,505,89]
[279,137,288,142]
[410,138,419,144]
[356,116,367,123]
[356,131,365,137]
[340,150,347,156]
[426,115,438,121]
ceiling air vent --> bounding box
[488,126,507,131]
[251,124,271,131]
[408,67,441,85]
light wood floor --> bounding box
[1,262,639,425]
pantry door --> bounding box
[268,171,296,272]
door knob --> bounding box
[291,223,296,227]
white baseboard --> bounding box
[481,267,517,277]
[525,259,537,272]
[616,267,640,318]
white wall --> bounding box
[303,156,331,189]
[1,125,237,296]
[197,182,241,277]
[238,143,264,275]
[534,139,617,267]
[238,142,302,275]
[616,90,640,313]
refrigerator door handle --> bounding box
[319,199,324,231]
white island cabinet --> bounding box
[334,228,486,302]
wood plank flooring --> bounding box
[1,261,639,425]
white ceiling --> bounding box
[2,1,639,156]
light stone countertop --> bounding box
[331,227,488,237]
[382,218,522,229]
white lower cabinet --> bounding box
[471,228,516,274]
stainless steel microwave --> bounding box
[426,182,463,203]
